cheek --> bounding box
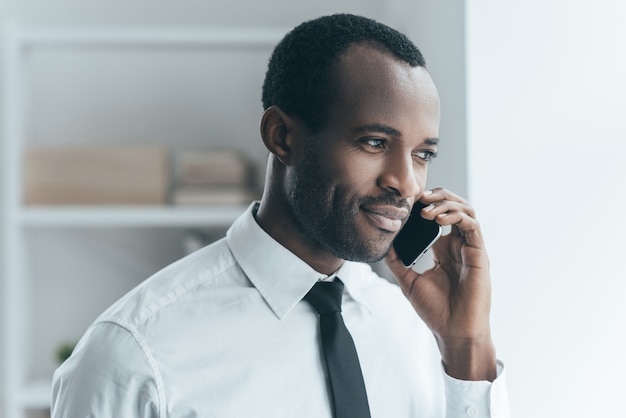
[415,165,429,187]
[330,155,378,191]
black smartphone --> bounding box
[392,201,443,267]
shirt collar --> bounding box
[335,262,373,314]
[226,203,372,319]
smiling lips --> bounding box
[361,205,409,233]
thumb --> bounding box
[385,246,421,296]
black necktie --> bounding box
[304,280,371,418]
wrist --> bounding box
[437,335,497,382]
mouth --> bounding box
[360,204,409,233]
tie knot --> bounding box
[304,280,344,315]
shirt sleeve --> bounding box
[442,360,510,418]
[51,321,163,418]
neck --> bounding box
[255,195,344,276]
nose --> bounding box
[377,151,422,199]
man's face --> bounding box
[286,45,441,263]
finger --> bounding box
[420,200,476,221]
[434,210,485,249]
[420,188,469,206]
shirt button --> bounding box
[466,406,478,416]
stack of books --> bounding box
[172,148,258,205]
[23,145,169,205]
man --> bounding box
[52,14,509,417]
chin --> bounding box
[337,234,393,264]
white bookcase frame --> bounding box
[1,22,284,418]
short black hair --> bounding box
[262,13,426,132]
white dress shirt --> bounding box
[52,203,510,417]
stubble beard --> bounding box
[287,146,394,264]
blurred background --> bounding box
[1,1,624,417]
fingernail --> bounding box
[423,204,435,212]
[423,190,433,196]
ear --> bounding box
[260,106,297,165]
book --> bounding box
[23,145,169,205]
[176,149,253,187]
[172,186,258,206]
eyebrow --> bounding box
[353,123,402,136]
[352,123,439,145]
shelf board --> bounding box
[17,27,286,48]
[19,205,249,228]
[19,379,51,409]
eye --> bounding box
[361,137,387,150]
[414,150,438,162]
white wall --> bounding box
[467,1,626,417]
[403,0,468,196]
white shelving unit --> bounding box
[2,22,284,418]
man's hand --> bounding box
[385,188,497,381]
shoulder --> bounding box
[52,321,162,416]
[95,237,245,329]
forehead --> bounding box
[326,44,440,134]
